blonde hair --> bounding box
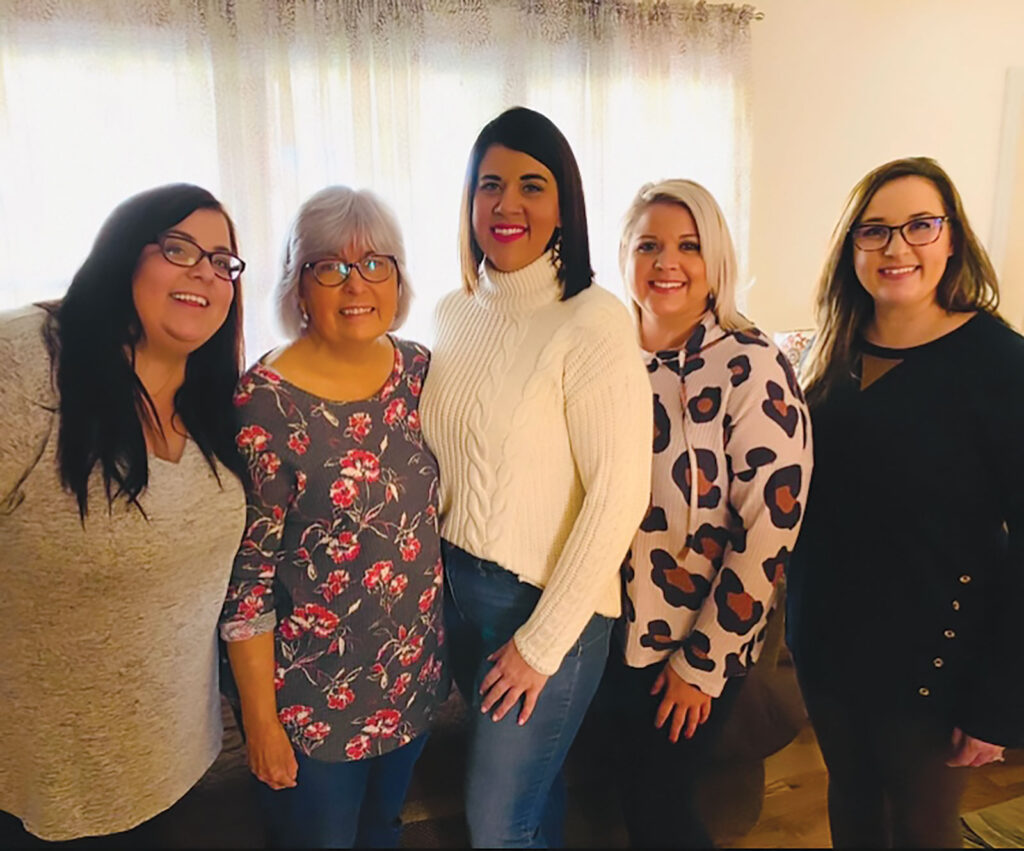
[802,157,1000,405]
[619,179,751,333]
[274,186,413,340]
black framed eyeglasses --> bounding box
[155,232,246,281]
[849,216,950,252]
[302,253,397,287]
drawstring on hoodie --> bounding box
[675,331,730,563]
[679,378,699,563]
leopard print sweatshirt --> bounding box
[618,311,813,698]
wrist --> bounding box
[242,708,283,735]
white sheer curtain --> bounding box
[0,0,757,358]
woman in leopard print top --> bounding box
[596,179,813,848]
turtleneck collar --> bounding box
[474,251,562,313]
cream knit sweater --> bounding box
[421,253,652,675]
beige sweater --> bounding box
[0,306,246,840]
[421,254,652,675]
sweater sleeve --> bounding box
[512,303,652,675]
[219,373,297,643]
[0,310,57,513]
[669,345,813,698]
[959,335,1024,746]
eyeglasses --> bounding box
[849,216,949,252]
[302,254,397,287]
[155,233,246,281]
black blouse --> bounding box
[788,312,1024,746]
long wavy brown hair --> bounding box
[803,157,1001,406]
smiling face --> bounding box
[471,144,560,273]
[628,201,710,341]
[300,242,398,348]
[853,175,953,311]
[131,207,236,359]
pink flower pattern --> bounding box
[220,339,446,761]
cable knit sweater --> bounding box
[420,252,652,675]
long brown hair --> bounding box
[803,157,1000,406]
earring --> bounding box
[300,302,310,325]
[550,228,564,277]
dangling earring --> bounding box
[300,302,310,326]
[550,227,564,277]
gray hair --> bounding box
[619,179,751,332]
[274,185,413,339]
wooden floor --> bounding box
[728,725,1024,848]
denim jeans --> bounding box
[442,539,613,848]
[259,734,428,849]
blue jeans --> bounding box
[442,539,613,848]
[259,734,428,848]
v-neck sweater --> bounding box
[0,306,246,839]
[420,253,652,675]
[788,311,1024,745]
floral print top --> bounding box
[219,338,447,762]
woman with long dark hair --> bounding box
[0,184,249,842]
[789,157,1024,847]
[420,107,652,847]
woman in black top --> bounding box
[788,156,1024,848]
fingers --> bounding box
[263,774,296,791]
[248,731,299,791]
[654,693,673,730]
[651,669,667,696]
[489,686,523,722]
[255,759,298,790]
[951,726,964,748]
[969,746,1004,768]
[948,744,980,768]
[699,699,712,726]
[518,688,538,727]
[668,704,688,744]
[683,702,701,741]
[479,664,503,698]
[479,678,505,714]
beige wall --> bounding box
[748,0,1024,332]
[1002,82,1024,325]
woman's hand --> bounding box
[245,720,299,790]
[652,663,712,743]
[479,639,550,726]
[947,726,1006,768]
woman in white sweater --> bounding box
[420,107,651,847]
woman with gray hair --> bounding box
[219,186,446,848]
[596,178,813,847]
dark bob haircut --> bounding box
[459,106,594,300]
[46,183,248,518]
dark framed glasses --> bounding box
[849,216,949,252]
[156,232,245,281]
[302,253,397,287]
